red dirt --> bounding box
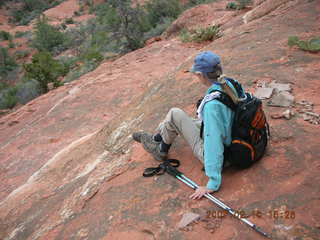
[0,0,320,240]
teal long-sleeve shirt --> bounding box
[202,79,242,190]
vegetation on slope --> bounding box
[0,0,255,110]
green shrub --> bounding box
[179,28,193,42]
[144,17,174,39]
[96,0,150,51]
[226,0,252,10]
[0,86,18,109]
[8,40,15,48]
[226,2,238,9]
[66,27,86,50]
[32,15,69,54]
[89,30,109,49]
[90,0,222,52]
[14,50,30,59]
[15,31,32,38]
[0,31,12,41]
[23,51,66,92]
[79,0,93,9]
[179,25,221,43]
[236,0,252,9]
[0,82,9,91]
[186,0,217,7]
[288,36,320,52]
[64,60,98,83]
[65,18,75,24]
[144,0,181,28]
[57,55,78,71]
[9,0,64,25]
[80,46,104,63]
[15,79,41,104]
[0,46,17,77]
[67,20,111,62]
[74,10,81,16]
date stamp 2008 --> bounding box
[206,209,296,219]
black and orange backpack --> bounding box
[210,78,270,169]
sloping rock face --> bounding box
[1,0,320,240]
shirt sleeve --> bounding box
[203,101,227,191]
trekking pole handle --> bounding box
[165,164,183,177]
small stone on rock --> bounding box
[268,81,292,92]
[271,113,283,119]
[254,87,274,99]
[268,91,294,107]
[303,114,312,121]
[305,112,320,118]
[282,109,294,120]
[295,67,304,72]
[177,212,200,229]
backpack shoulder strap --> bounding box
[225,78,245,99]
[209,90,237,111]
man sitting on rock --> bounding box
[133,51,245,200]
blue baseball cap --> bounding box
[190,51,221,73]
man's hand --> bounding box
[189,186,214,200]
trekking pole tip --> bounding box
[255,226,272,239]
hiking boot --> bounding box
[132,131,147,143]
[132,132,168,161]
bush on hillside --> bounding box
[8,39,15,48]
[0,46,18,77]
[15,79,41,104]
[80,46,104,63]
[143,17,173,40]
[0,31,12,41]
[31,15,69,54]
[0,0,11,8]
[79,0,94,8]
[64,60,98,83]
[14,31,32,39]
[144,0,181,28]
[226,2,238,10]
[226,0,252,10]
[180,25,221,43]
[23,51,66,92]
[57,55,78,71]
[14,50,30,59]
[0,86,17,109]
[66,18,101,52]
[96,0,150,51]
[288,36,320,53]
[0,82,9,91]
[0,79,41,109]
[187,0,218,7]
[65,18,75,25]
[236,0,252,9]
[9,0,64,25]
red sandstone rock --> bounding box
[164,1,231,38]
[243,0,293,24]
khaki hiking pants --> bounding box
[157,108,204,163]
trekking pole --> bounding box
[165,164,272,239]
